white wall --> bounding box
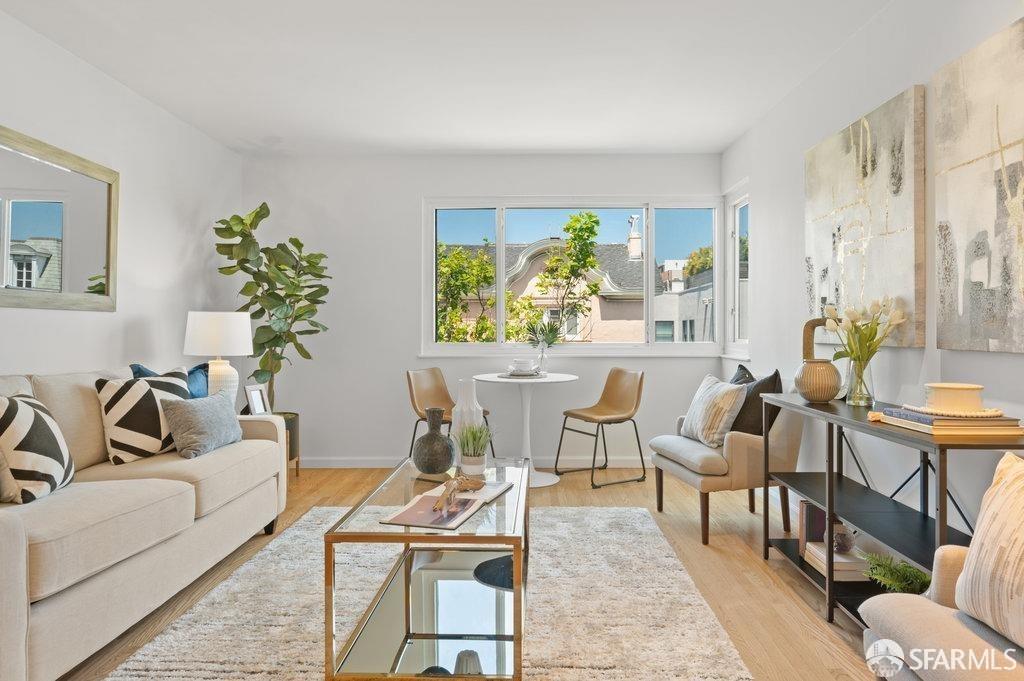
[239,154,721,466]
[0,10,242,374]
[725,0,1024,530]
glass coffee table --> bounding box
[325,459,530,680]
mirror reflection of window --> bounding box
[6,200,64,292]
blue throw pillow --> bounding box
[130,363,209,398]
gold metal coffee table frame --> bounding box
[324,459,530,681]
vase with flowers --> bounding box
[823,297,906,407]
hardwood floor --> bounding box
[64,468,872,681]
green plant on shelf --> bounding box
[864,552,931,594]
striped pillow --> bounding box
[0,394,75,503]
[95,368,190,465]
[955,453,1024,645]
[681,375,747,448]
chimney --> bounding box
[627,214,642,261]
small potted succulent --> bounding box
[455,423,491,475]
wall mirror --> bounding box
[0,125,118,312]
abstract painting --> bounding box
[804,86,925,347]
[934,18,1024,353]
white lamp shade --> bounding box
[183,311,254,357]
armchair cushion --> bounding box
[927,545,968,609]
[728,365,782,436]
[955,453,1024,646]
[680,375,746,448]
[649,434,727,476]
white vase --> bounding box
[451,379,485,458]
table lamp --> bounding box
[183,311,254,399]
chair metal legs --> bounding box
[554,418,647,489]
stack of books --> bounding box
[879,407,1024,437]
[803,542,869,581]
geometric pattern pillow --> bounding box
[681,374,747,448]
[955,452,1024,646]
[0,394,75,503]
[95,368,190,465]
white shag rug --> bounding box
[107,507,751,680]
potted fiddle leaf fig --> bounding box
[213,202,330,468]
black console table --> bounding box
[761,393,1024,625]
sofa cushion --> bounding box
[1,478,194,601]
[649,434,728,476]
[75,439,280,518]
[30,368,132,471]
[0,375,31,398]
[956,453,1024,646]
[860,592,1024,681]
[0,395,75,504]
[95,368,191,465]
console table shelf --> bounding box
[771,472,971,570]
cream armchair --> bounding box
[649,385,804,544]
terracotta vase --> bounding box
[794,318,842,403]
[412,407,454,474]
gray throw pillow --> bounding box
[161,391,242,459]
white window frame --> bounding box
[421,195,724,357]
[0,192,68,293]
[723,180,750,360]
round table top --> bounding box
[473,372,578,385]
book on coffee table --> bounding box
[380,494,484,531]
[423,480,513,504]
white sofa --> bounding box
[0,368,288,681]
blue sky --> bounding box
[436,207,713,264]
[9,201,63,240]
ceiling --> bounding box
[0,0,890,155]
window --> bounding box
[653,208,715,343]
[3,199,64,292]
[734,201,749,341]
[426,198,720,354]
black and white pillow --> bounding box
[95,368,190,465]
[0,394,75,504]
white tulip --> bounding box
[889,309,906,325]
[840,318,853,331]
[824,304,838,319]
[843,308,861,323]
[825,318,839,332]
[868,300,881,316]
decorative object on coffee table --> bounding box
[412,407,454,474]
[823,299,906,406]
[794,318,842,403]
[450,378,485,460]
[431,475,486,512]
[455,423,491,475]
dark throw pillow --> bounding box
[162,391,242,459]
[96,369,190,465]
[131,363,209,399]
[0,394,75,503]
[729,364,782,436]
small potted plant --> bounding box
[455,423,491,475]
[864,552,931,594]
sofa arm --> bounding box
[238,414,288,513]
[0,511,28,681]
[926,544,969,608]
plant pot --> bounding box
[274,411,300,463]
[460,456,486,476]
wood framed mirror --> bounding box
[0,125,118,312]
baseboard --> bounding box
[298,454,653,469]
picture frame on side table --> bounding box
[244,384,270,415]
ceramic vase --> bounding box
[412,407,454,474]
[795,319,842,402]
[460,455,486,476]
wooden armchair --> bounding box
[649,384,804,544]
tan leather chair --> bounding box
[554,367,645,489]
[406,368,494,458]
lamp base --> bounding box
[207,359,239,401]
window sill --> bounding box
[720,351,752,362]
